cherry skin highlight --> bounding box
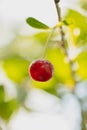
[29,59,54,82]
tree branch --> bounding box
[54,0,77,86]
[54,1,86,130]
[54,1,65,49]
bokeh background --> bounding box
[0,0,87,130]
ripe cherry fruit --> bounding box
[29,59,54,82]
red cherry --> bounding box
[29,59,54,82]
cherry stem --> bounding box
[42,27,56,58]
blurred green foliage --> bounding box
[0,99,18,121]
[76,51,87,80]
[0,85,18,122]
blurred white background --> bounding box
[0,0,79,47]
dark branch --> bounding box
[54,0,78,86]
[54,0,60,4]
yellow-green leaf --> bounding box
[3,56,29,84]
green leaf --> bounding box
[3,56,29,84]
[26,17,50,29]
[75,50,87,80]
[0,85,5,103]
[65,9,87,46]
[47,48,75,89]
[34,31,50,43]
[32,76,57,89]
[0,99,18,121]
[33,30,57,45]
[63,20,71,25]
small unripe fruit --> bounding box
[29,59,54,82]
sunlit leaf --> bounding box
[33,30,57,44]
[32,76,57,89]
[26,17,50,29]
[75,50,87,80]
[63,20,70,25]
[34,31,50,44]
[47,48,75,89]
[3,56,29,83]
[65,9,87,45]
